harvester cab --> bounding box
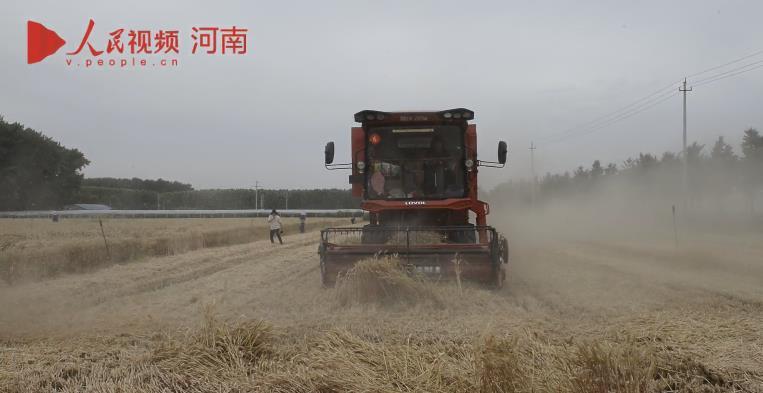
[320,108,509,288]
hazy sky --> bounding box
[2,1,763,190]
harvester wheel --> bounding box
[490,264,505,289]
[500,237,509,264]
[493,236,509,289]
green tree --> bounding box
[604,163,618,175]
[706,136,738,211]
[686,142,705,165]
[711,136,736,162]
[83,177,193,192]
[0,117,89,210]
[741,128,763,213]
[573,166,588,180]
[741,128,763,160]
[590,160,603,178]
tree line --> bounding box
[4,114,760,213]
[83,177,193,193]
[0,117,88,211]
[157,188,358,210]
[489,128,763,214]
[0,116,359,211]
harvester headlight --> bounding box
[357,161,366,171]
[366,114,376,120]
[465,159,474,168]
[453,112,462,119]
[376,113,385,120]
[443,112,453,119]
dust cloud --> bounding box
[487,161,763,315]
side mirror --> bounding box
[498,141,508,165]
[324,141,335,165]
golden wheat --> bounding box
[1,313,752,393]
[334,255,444,308]
[0,217,345,283]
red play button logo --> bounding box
[27,20,66,64]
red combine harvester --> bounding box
[320,108,509,287]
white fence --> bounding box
[0,209,365,219]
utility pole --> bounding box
[529,141,537,207]
[284,190,289,210]
[253,181,260,210]
[679,78,692,207]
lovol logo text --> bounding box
[404,201,426,206]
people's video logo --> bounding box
[27,19,248,68]
[27,21,65,64]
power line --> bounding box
[543,90,679,146]
[537,49,763,147]
[692,58,763,84]
[544,91,677,146]
[693,61,763,88]
[536,80,681,144]
[686,49,763,79]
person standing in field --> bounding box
[299,212,307,233]
[267,209,283,244]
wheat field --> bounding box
[0,214,762,392]
[0,217,344,284]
